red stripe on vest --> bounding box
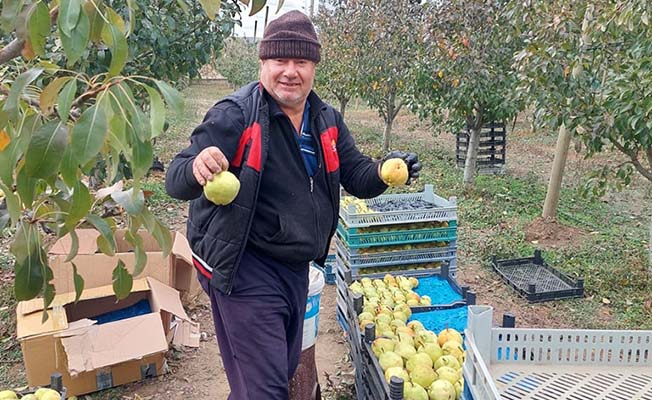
[320,127,339,172]
[192,258,213,279]
[232,123,262,172]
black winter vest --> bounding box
[187,82,342,294]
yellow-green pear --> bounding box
[428,379,456,400]
[0,390,17,400]
[410,364,438,389]
[204,171,240,205]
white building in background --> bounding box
[233,0,325,39]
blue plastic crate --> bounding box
[337,220,457,249]
[335,252,457,281]
[335,236,457,268]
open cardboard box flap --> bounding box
[61,312,167,375]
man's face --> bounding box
[260,58,316,110]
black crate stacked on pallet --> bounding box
[456,122,506,175]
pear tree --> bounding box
[407,0,522,188]
[507,0,652,217]
[348,0,423,152]
[0,0,276,310]
[313,0,360,118]
[215,36,259,89]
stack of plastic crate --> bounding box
[335,184,458,281]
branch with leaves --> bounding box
[0,0,272,315]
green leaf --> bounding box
[100,7,127,42]
[59,7,90,66]
[65,230,80,263]
[16,166,38,209]
[71,262,85,303]
[60,147,78,187]
[0,182,20,225]
[3,68,44,120]
[112,260,133,300]
[40,77,73,117]
[12,222,46,301]
[65,181,93,230]
[71,104,108,166]
[58,79,77,121]
[145,86,165,138]
[27,1,50,56]
[59,0,82,36]
[125,230,147,277]
[142,208,172,256]
[250,0,266,16]
[24,121,68,178]
[109,84,147,139]
[154,80,183,114]
[85,0,106,43]
[103,23,128,77]
[198,0,221,20]
[110,188,144,214]
[130,136,153,181]
[42,279,55,318]
[86,214,116,256]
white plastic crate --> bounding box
[463,305,652,400]
[340,184,457,228]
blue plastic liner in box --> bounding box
[414,276,463,305]
[93,299,152,325]
[410,305,468,334]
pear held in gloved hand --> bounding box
[381,151,422,186]
[381,158,409,186]
[203,171,240,205]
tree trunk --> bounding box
[542,123,571,219]
[463,126,481,188]
[648,211,652,275]
[382,93,395,152]
[339,97,349,119]
[382,121,392,152]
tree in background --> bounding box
[0,0,273,308]
[215,36,260,88]
[508,0,652,217]
[313,0,360,118]
[75,0,241,83]
[350,0,423,152]
[407,0,522,188]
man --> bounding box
[165,10,420,399]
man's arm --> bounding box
[165,103,244,201]
[335,113,388,199]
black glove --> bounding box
[382,151,421,185]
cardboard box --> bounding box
[49,229,203,302]
[16,277,200,396]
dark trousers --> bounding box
[198,249,310,400]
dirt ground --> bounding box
[123,284,353,400]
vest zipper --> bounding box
[310,176,314,193]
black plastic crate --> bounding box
[491,250,584,302]
[456,121,506,174]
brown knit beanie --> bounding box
[259,10,321,63]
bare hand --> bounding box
[193,146,229,186]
